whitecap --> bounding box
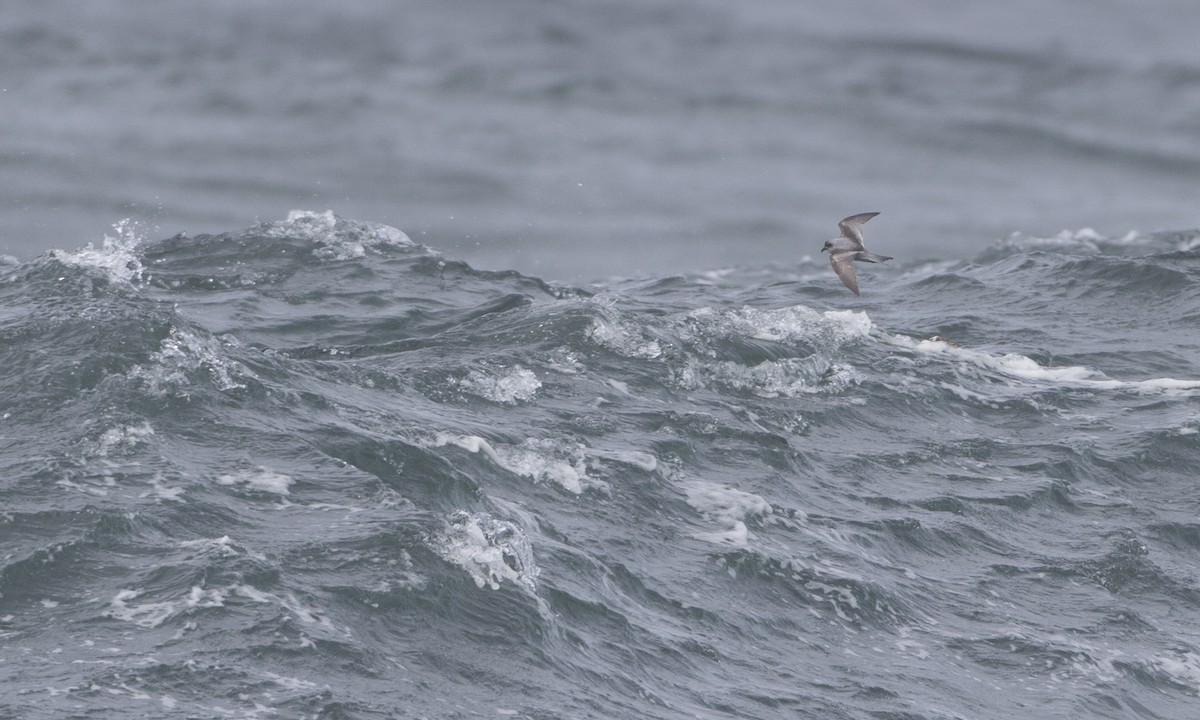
[682,304,873,349]
[216,467,294,496]
[1178,234,1200,252]
[987,229,1103,257]
[434,511,539,592]
[282,209,337,234]
[145,473,185,502]
[434,434,605,494]
[493,440,589,494]
[106,586,225,628]
[434,433,504,464]
[820,309,875,345]
[544,348,585,374]
[895,335,1200,395]
[179,535,243,557]
[457,365,541,404]
[587,448,658,472]
[129,326,250,394]
[684,480,772,547]
[261,671,321,691]
[677,356,858,397]
[586,315,663,359]
[272,209,414,260]
[51,218,147,284]
[1154,651,1200,692]
[89,423,155,458]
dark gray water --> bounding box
[2,213,1200,719]
[4,3,1200,719]
[3,0,1200,280]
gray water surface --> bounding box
[3,0,1199,280]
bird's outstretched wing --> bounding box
[829,251,860,296]
[837,212,880,248]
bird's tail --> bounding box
[858,252,892,264]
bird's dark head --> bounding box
[821,240,833,253]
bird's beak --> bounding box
[820,247,827,252]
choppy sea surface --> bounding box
[3,211,1200,719]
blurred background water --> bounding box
[3,0,1199,281]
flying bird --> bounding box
[821,212,892,296]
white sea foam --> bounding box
[1178,234,1200,252]
[588,449,658,472]
[90,581,343,654]
[992,229,1103,256]
[596,304,872,396]
[684,480,772,547]
[233,583,275,604]
[130,326,250,394]
[434,434,606,494]
[216,467,294,495]
[145,473,185,501]
[895,335,1200,395]
[107,586,226,628]
[90,423,155,457]
[275,210,414,260]
[179,535,241,557]
[56,423,159,496]
[51,218,147,284]
[458,365,541,404]
[278,591,337,628]
[544,348,585,374]
[587,315,663,359]
[261,671,321,691]
[683,305,873,348]
[72,423,156,468]
[821,309,875,343]
[281,209,337,235]
[434,433,504,463]
[496,440,590,494]
[606,378,631,395]
[680,356,860,397]
[589,306,873,393]
[178,536,270,565]
[435,511,539,592]
[1154,651,1200,693]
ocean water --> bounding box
[4,0,1200,278]
[6,1,1200,718]
[2,211,1200,719]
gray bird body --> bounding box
[821,212,892,296]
